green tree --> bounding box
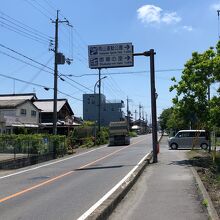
[170,45,216,129]
[158,108,173,132]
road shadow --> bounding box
[74,165,123,171]
[74,164,138,171]
[168,160,192,167]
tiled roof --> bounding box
[0,99,27,108]
[0,93,37,101]
[34,100,67,113]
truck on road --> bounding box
[109,121,130,146]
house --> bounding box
[34,99,79,134]
[0,93,79,134]
[83,93,125,126]
[0,99,40,134]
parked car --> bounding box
[168,130,209,150]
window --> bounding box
[31,110,36,117]
[20,109,26,115]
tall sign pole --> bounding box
[88,43,158,162]
[149,49,158,163]
[133,50,158,163]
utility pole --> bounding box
[52,10,71,136]
[142,106,145,121]
[134,110,137,121]
[126,97,131,131]
[139,104,142,120]
[53,10,59,136]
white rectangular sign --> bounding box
[88,43,133,69]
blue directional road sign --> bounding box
[88,43,134,69]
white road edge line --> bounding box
[77,152,151,220]
[0,146,107,180]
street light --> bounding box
[94,76,107,94]
[94,75,107,138]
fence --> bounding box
[0,135,66,169]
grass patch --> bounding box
[202,199,208,207]
[187,150,220,217]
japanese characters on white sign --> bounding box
[88,43,133,69]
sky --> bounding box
[1,0,220,122]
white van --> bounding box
[168,130,209,150]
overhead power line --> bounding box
[0,43,54,72]
[0,50,54,75]
[0,44,92,92]
[0,72,82,102]
[0,16,52,42]
[24,0,52,19]
[0,21,50,45]
[63,75,93,92]
[0,72,51,90]
[0,10,52,40]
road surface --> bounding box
[0,134,152,220]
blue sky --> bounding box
[1,0,219,121]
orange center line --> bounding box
[0,138,146,204]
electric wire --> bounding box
[0,72,51,90]
[62,75,93,92]
[0,10,52,40]
[19,56,54,93]
[0,45,92,92]
[0,43,54,72]
[0,50,54,75]
[0,21,50,45]
[0,72,82,102]
[32,0,56,18]
[24,0,52,20]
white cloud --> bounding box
[137,4,181,25]
[210,2,220,10]
[182,25,193,32]
[162,12,181,24]
[137,5,162,24]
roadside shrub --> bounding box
[129,131,137,137]
[0,134,66,157]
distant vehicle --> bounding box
[168,130,209,150]
[109,121,130,146]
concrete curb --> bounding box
[86,152,153,220]
[191,167,220,220]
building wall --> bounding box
[0,102,39,124]
[83,94,125,126]
[15,102,39,124]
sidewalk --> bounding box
[109,137,210,220]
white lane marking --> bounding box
[0,146,107,180]
[77,152,151,220]
[0,135,148,180]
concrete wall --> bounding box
[83,94,125,126]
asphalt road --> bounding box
[0,134,152,220]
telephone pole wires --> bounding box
[52,10,72,135]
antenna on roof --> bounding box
[13,79,15,94]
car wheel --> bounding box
[200,143,208,150]
[170,143,178,150]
